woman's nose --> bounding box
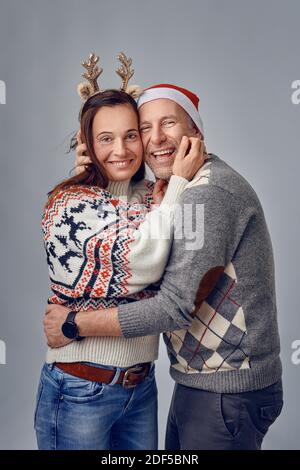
[113,139,127,157]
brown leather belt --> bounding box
[55,362,151,389]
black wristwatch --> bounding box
[61,311,84,341]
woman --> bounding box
[35,61,204,450]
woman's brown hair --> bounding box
[46,89,145,207]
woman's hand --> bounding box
[153,179,168,204]
[44,304,73,348]
[75,130,92,175]
[172,136,208,181]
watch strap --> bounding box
[66,311,77,323]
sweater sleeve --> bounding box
[118,185,246,336]
[119,175,189,288]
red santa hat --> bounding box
[137,83,204,136]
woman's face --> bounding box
[92,104,143,181]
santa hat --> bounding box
[137,83,204,136]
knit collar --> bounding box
[106,179,131,197]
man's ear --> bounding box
[192,124,201,137]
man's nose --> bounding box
[150,126,167,146]
[113,138,127,157]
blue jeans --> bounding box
[34,362,158,450]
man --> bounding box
[45,84,283,450]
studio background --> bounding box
[0,0,299,450]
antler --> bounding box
[81,53,102,92]
[116,52,134,91]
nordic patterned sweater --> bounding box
[118,155,282,393]
[42,176,188,367]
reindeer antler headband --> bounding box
[77,52,143,104]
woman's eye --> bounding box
[126,133,138,140]
[100,136,112,143]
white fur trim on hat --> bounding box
[137,87,204,136]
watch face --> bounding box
[62,321,78,339]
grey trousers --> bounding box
[165,380,283,450]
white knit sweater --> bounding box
[43,176,188,367]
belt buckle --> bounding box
[122,365,145,389]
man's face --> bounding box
[139,98,199,179]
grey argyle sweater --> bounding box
[118,155,282,393]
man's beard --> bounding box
[151,165,173,180]
[145,155,175,181]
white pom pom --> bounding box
[125,85,144,99]
[77,82,94,101]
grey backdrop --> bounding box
[0,0,299,450]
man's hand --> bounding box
[44,304,73,348]
[75,130,92,175]
[172,136,208,181]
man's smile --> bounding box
[150,148,176,161]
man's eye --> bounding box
[163,120,175,127]
[140,126,150,133]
